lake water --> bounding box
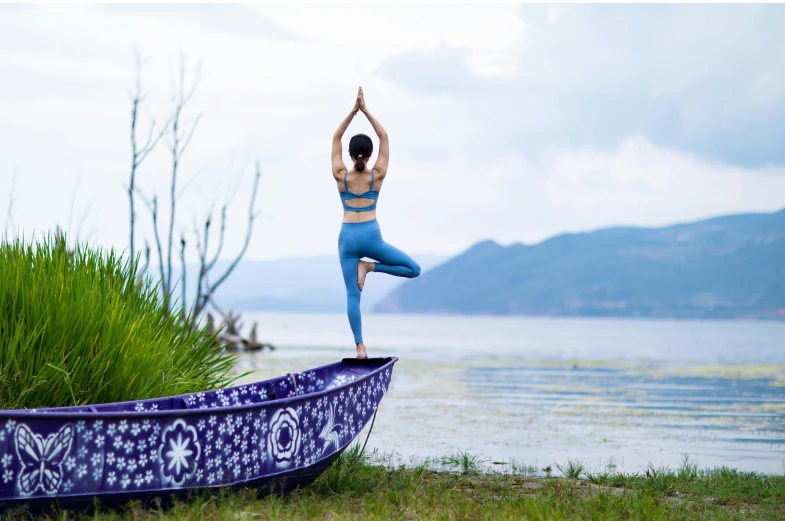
[232,312,785,475]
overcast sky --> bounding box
[2,3,785,261]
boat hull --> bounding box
[0,357,396,509]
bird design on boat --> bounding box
[318,403,343,455]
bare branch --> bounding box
[180,233,187,322]
[135,187,153,212]
[128,51,142,260]
[177,165,208,200]
[137,193,167,298]
[177,51,202,109]
[209,298,228,322]
[191,215,206,321]
[140,240,151,278]
[201,211,212,270]
[144,243,151,274]
[126,51,260,327]
[141,121,156,156]
[165,53,201,302]
[198,162,262,315]
[177,115,202,160]
[206,205,227,272]
[166,140,178,296]
[129,49,170,261]
[136,120,168,166]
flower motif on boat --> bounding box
[268,407,301,467]
[14,423,74,496]
[159,419,200,486]
[327,374,356,390]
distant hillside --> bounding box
[374,209,785,319]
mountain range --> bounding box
[373,208,785,319]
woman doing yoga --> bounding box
[332,87,421,359]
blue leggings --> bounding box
[338,220,420,344]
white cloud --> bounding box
[0,4,783,264]
[547,6,562,24]
[254,4,527,77]
[493,138,785,245]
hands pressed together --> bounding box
[353,86,367,114]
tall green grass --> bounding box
[0,234,236,410]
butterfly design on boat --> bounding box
[14,424,74,496]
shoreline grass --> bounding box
[0,235,236,410]
[3,448,783,520]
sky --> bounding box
[1,3,785,262]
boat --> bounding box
[0,357,397,509]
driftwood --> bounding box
[205,311,275,352]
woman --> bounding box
[332,87,421,359]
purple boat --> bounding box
[0,357,396,508]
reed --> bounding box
[0,234,237,410]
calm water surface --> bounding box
[232,313,785,474]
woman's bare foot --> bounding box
[356,343,368,359]
[357,261,374,291]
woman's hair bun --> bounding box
[349,134,373,173]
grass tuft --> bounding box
[439,451,487,474]
[0,234,237,410]
[556,458,586,479]
[678,453,699,481]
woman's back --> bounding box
[342,168,381,194]
[338,167,382,216]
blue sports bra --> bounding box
[339,168,380,212]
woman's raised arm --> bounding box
[331,91,362,178]
[358,88,389,177]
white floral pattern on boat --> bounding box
[326,374,356,390]
[0,362,395,502]
[267,408,301,468]
[159,420,200,486]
